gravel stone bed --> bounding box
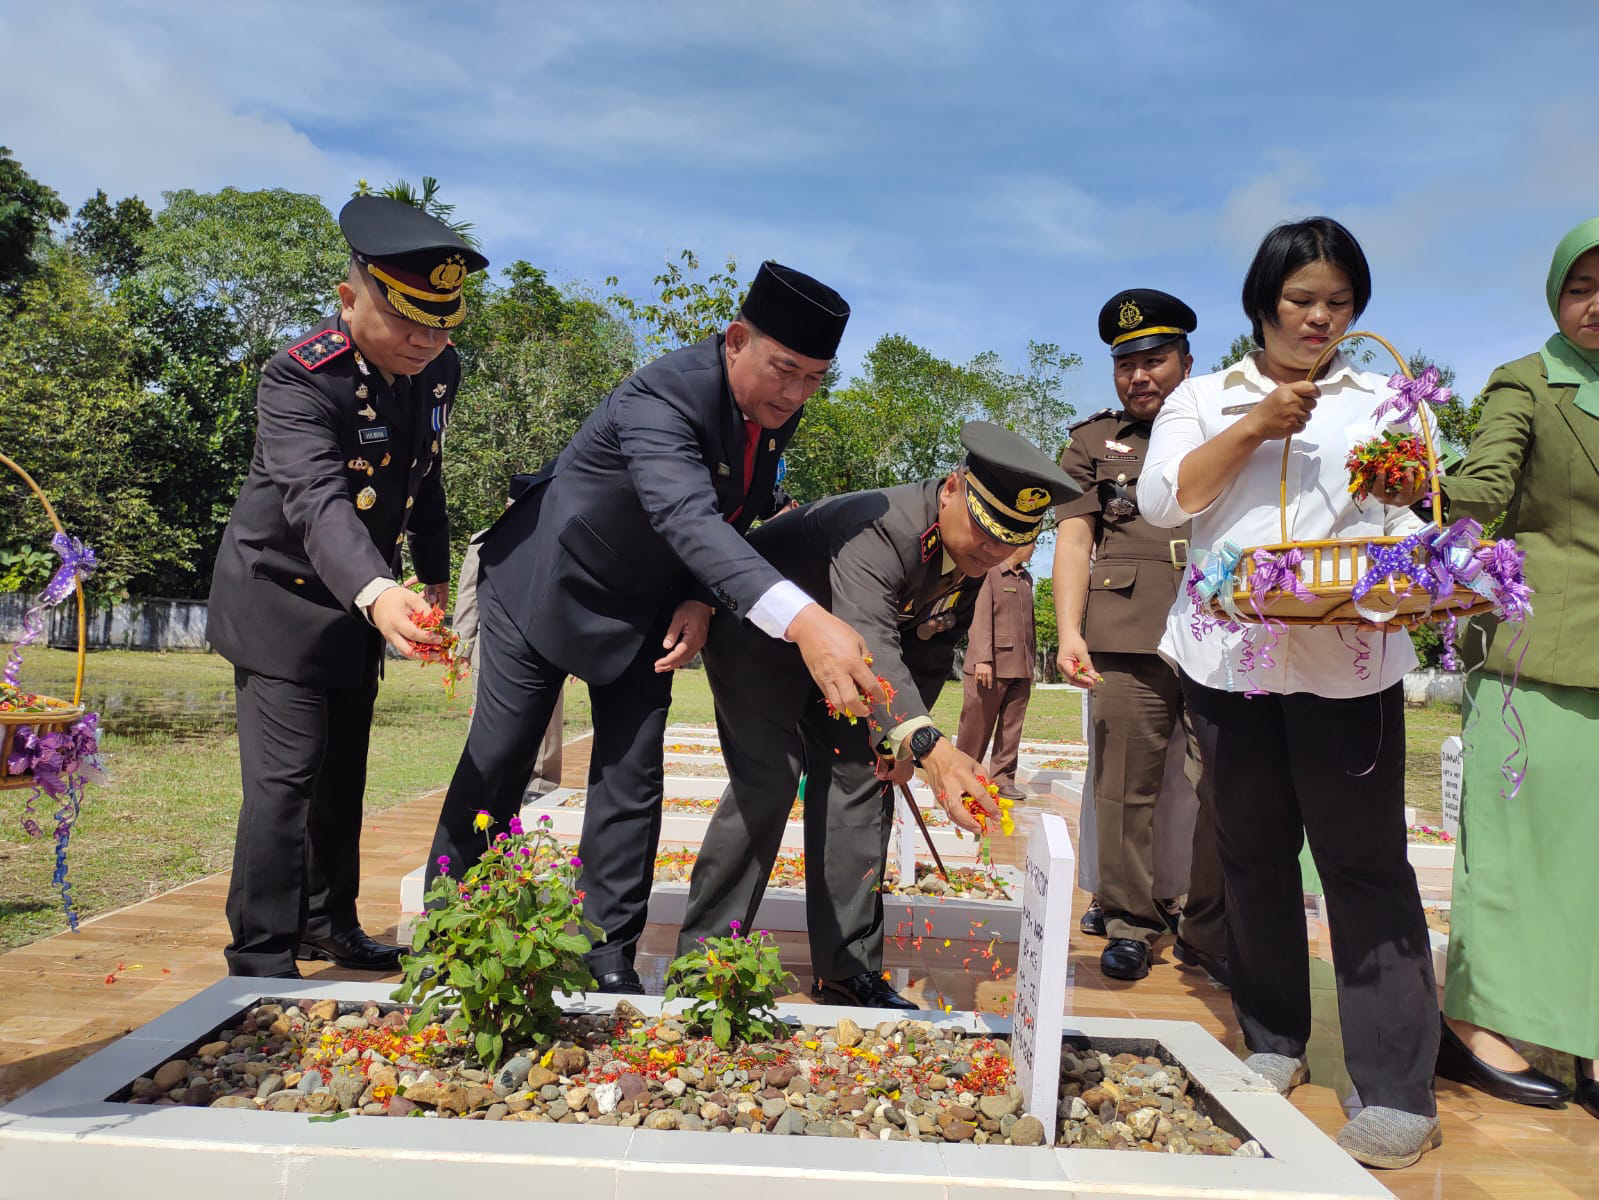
[115,1001,1258,1155]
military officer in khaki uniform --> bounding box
[680,423,1079,1007]
[956,543,1036,801]
[1053,289,1227,985]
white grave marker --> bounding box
[892,791,916,887]
[1439,736,1463,840]
[1012,811,1075,1144]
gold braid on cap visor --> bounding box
[365,263,464,330]
[962,470,1040,546]
[1110,324,1183,347]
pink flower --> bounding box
[570,856,583,868]
[509,815,524,836]
[436,855,451,871]
[729,919,742,933]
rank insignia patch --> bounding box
[920,522,941,564]
[287,329,354,372]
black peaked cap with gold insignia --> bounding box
[1098,288,1197,358]
[739,260,850,360]
[960,421,1081,546]
[339,196,489,330]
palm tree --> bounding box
[351,176,479,248]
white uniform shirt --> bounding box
[1141,352,1424,697]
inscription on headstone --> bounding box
[1440,736,1463,840]
[1012,811,1075,1144]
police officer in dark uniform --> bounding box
[678,423,1080,1007]
[208,196,488,978]
[1053,289,1227,985]
[426,262,886,995]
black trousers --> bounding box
[1183,675,1438,1116]
[679,615,939,980]
[427,569,672,976]
[224,660,378,977]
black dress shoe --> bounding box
[813,973,918,1010]
[1080,898,1106,938]
[1575,1062,1598,1120]
[595,968,645,995]
[296,928,403,972]
[1435,1019,1569,1107]
[1172,936,1230,989]
[1099,937,1151,981]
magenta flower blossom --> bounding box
[729,919,742,933]
[508,815,524,836]
[539,814,553,825]
[436,854,451,871]
[570,856,582,867]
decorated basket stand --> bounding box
[1,450,102,928]
[1195,331,1525,631]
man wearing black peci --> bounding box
[426,262,885,995]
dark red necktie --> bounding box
[727,419,761,523]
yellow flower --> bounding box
[472,810,492,832]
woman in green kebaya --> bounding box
[1435,216,1599,1120]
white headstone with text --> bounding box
[1012,811,1075,1144]
[1440,736,1463,840]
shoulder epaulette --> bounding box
[1067,408,1117,432]
[286,329,354,372]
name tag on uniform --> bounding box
[358,425,390,445]
[1221,402,1260,416]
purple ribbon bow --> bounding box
[1373,366,1453,429]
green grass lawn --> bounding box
[0,645,1455,951]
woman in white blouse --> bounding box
[1142,217,1440,1170]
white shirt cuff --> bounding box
[355,577,399,623]
[748,581,814,640]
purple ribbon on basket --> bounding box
[1373,366,1453,429]
[1245,547,1315,610]
[1476,538,1533,622]
[3,533,97,688]
[8,712,102,930]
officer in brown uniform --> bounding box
[1053,289,1227,985]
[956,543,1036,801]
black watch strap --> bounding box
[909,725,944,767]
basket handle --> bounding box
[0,452,87,706]
[1276,330,1442,541]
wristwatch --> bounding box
[908,725,944,767]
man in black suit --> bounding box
[208,196,488,978]
[678,423,1081,1007]
[427,262,884,994]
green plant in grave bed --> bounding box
[392,812,602,1069]
[665,921,791,1049]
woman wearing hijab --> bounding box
[1434,218,1599,1120]
[1142,216,1441,1169]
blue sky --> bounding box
[5,0,1595,413]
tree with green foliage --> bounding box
[607,249,743,353]
[443,266,637,567]
[1033,573,1060,683]
[1211,332,1255,372]
[67,189,153,286]
[783,335,1078,501]
[138,187,346,371]
[352,176,479,248]
[0,146,68,296]
[0,246,191,599]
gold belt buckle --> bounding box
[1169,539,1189,571]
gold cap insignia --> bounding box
[356,486,377,510]
[1016,487,1051,513]
[1118,300,1142,330]
[429,255,467,292]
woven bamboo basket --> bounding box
[1206,331,1498,629]
[0,452,87,790]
